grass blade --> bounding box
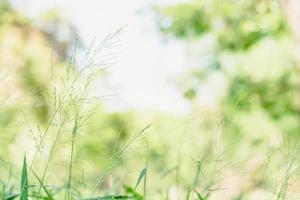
[5,194,19,200]
[32,170,54,200]
[134,168,147,191]
[20,156,28,200]
[194,189,204,200]
[83,195,134,200]
[185,186,191,200]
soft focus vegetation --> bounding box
[1,0,300,200]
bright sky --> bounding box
[13,0,191,114]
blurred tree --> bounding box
[282,0,300,112]
[0,1,79,124]
[157,0,287,50]
[0,0,81,161]
[155,0,300,136]
[155,3,300,196]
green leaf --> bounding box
[134,168,147,191]
[20,155,28,200]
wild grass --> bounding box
[0,28,300,200]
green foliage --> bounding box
[0,0,11,23]
[157,0,300,143]
[226,73,298,119]
[157,0,287,50]
[158,3,209,38]
[155,1,300,198]
[22,60,50,124]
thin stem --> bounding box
[36,121,64,198]
[68,134,76,200]
[144,139,149,200]
[20,64,90,198]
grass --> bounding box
[20,156,28,200]
[0,28,300,200]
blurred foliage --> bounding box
[155,1,300,197]
[0,1,76,125]
[226,73,298,119]
[157,0,287,50]
[0,0,78,160]
[0,1,148,197]
[156,0,300,136]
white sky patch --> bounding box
[13,0,191,114]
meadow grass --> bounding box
[0,28,300,200]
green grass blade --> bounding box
[32,170,54,200]
[194,189,204,200]
[20,156,28,200]
[124,186,143,200]
[83,195,134,200]
[5,194,19,200]
[134,168,147,191]
[185,186,191,200]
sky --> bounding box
[13,0,191,114]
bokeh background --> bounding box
[1,0,300,199]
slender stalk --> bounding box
[144,139,149,200]
[176,152,181,199]
[67,134,76,200]
[19,28,123,198]
[21,66,89,198]
[36,121,64,198]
